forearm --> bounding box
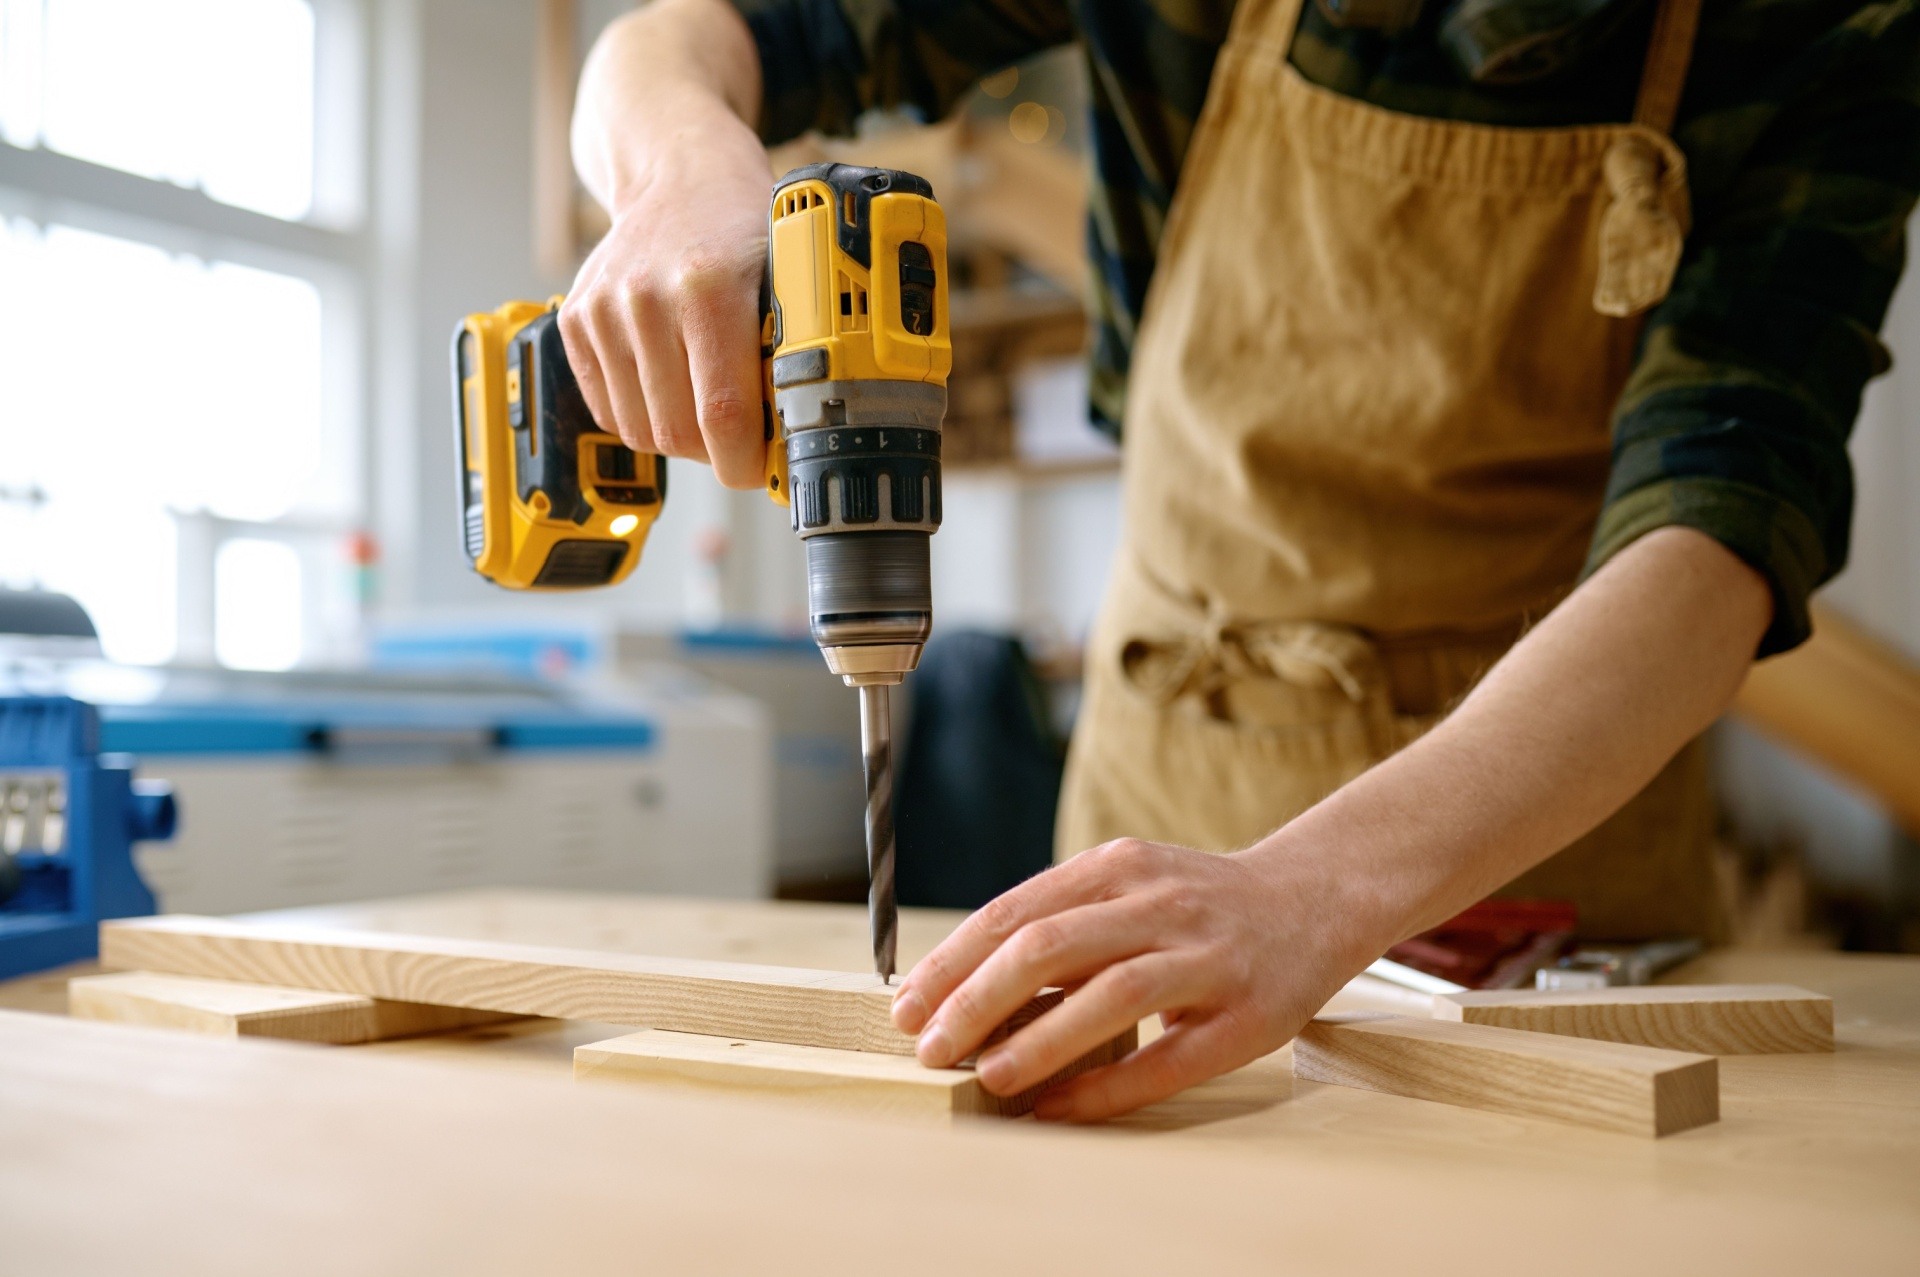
[1253,525,1773,952]
[571,0,764,213]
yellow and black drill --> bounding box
[453,164,951,980]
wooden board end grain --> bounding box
[575,1023,1139,1121]
[1293,1013,1718,1137]
[1434,984,1834,1054]
[99,915,1061,1056]
[68,971,519,1044]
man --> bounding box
[561,0,1917,1119]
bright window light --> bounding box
[215,538,302,671]
[0,216,326,664]
[0,0,316,221]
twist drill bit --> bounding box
[859,683,898,983]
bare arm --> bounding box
[562,0,773,488]
[891,526,1773,1120]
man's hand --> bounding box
[561,0,773,489]
[889,836,1383,1122]
[892,526,1771,1123]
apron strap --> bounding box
[1595,0,1702,316]
[1631,0,1705,135]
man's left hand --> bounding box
[889,835,1380,1121]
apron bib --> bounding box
[1057,0,1725,941]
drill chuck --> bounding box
[778,378,943,687]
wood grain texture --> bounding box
[1436,984,1834,1054]
[99,915,1060,1056]
[236,888,970,980]
[575,1024,1138,1121]
[68,971,517,1044]
[1294,1013,1719,1137]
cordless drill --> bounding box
[453,164,951,980]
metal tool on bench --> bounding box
[1535,938,1705,990]
[455,164,951,980]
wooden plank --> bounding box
[68,971,518,1044]
[1293,1013,1718,1137]
[531,0,578,275]
[1733,604,1920,836]
[575,1023,1138,1121]
[1435,984,1834,1054]
[99,915,1058,1057]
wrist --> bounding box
[1235,818,1421,975]
[603,101,765,213]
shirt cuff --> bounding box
[725,0,863,144]
[1582,477,1829,658]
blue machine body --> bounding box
[0,697,177,980]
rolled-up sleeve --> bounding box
[727,0,1076,143]
[1584,0,1919,656]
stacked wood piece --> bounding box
[93,914,1133,1122]
[1294,983,1834,1138]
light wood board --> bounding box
[575,1023,1138,1121]
[1294,1012,1719,1137]
[99,914,1058,1057]
[68,970,518,1044]
[1436,984,1834,1054]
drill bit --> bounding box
[858,683,898,983]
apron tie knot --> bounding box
[1121,615,1378,706]
[1593,133,1690,318]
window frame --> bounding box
[0,0,373,668]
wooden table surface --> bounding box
[3,888,1917,1276]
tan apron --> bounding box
[1057,0,1726,942]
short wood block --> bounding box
[575,1023,1139,1121]
[68,971,518,1044]
[1435,984,1834,1054]
[1293,1013,1718,1137]
[100,915,1058,1055]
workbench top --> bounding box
[3,889,1916,1275]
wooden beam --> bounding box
[68,971,518,1044]
[576,1023,1137,1121]
[1293,1013,1718,1137]
[1435,985,1833,1055]
[99,915,1056,1057]
[531,0,580,275]
[1733,605,1920,837]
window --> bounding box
[0,0,363,667]
[1,0,316,220]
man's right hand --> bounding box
[560,0,772,490]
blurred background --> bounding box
[0,1,1914,961]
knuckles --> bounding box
[1102,961,1157,1010]
[973,891,1031,942]
[695,386,756,437]
[1009,917,1068,970]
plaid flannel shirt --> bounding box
[731,0,1919,653]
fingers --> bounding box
[561,277,662,453]
[969,953,1200,1096]
[633,297,706,463]
[1031,1015,1249,1122]
[558,297,621,441]
[911,897,1162,1069]
[560,225,763,473]
[894,839,1167,1037]
[680,268,768,489]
